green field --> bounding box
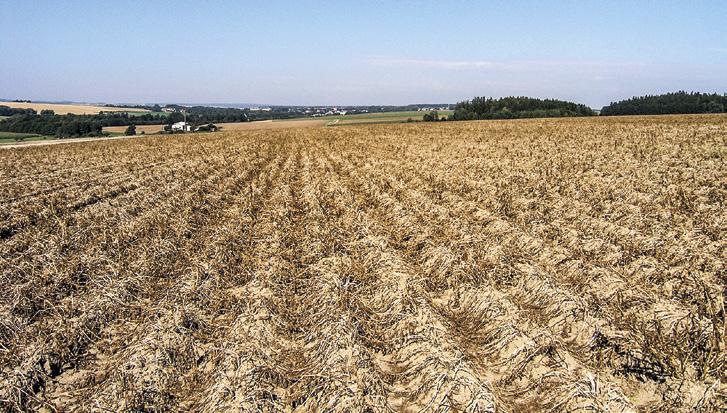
[324,110,453,125]
[0,132,52,143]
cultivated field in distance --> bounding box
[0,115,724,411]
[102,124,169,135]
[333,110,454,125]
[103,118,330,135]
[102,111,452,136]
[0,101,148,115]
[216,118,329,130]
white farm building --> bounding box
[171,122,191,132]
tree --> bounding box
[167,112,184,124]
[707,100,724,113]
[423,111,441,122]
[601,91,727,115]
[125,124,136,136]
[452,96,595,120]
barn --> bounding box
[171,122,191,132]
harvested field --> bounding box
[102,112,454,136]
[103,119,328,135]
[103,124,167,134]
[334,110,454,125]
[0,102,148,115]
[218,119,328,130]
[0,115,725,412]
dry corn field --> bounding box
[0,115,725,412]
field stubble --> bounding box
[0,115,724,412]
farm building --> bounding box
[171,122,191,132]
[195,124,218,132]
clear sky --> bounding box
[1,0,725,108]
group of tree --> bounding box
[451,96,596,120]
[423,111,447,122]
[0,105,36,116]
[99,111,170,126]
[0,112,105,138]
[600,91,726,116]
[182,106,250,123]
[0,106,254,139]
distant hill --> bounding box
[451,96,595,120]
[600,91,726,116]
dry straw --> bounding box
[0,115,724,411]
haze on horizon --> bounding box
[1,0,725,109]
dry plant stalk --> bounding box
[0,114,725,412]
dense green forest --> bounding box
[600,91,726,115]
[0,111,147,138]
[450,96,595,120]
[0,106,36,116]
[0,111,105,138]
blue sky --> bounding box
[1,1,725,108]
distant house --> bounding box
[171,121,191,132]
[162,107,177,113]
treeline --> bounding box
[100,106,252,125]
[91,108,251,126]
[0,111,160,138]
[600,91,726,116]
[0,112,105,138]
[0,107,247,138]
[451,96,595,120]
[181,106,249,122]
[162,105,305,122]
[100,112,169,126]
[423,111,447,122]
[0,104,308,138]
[0,105,36,116]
